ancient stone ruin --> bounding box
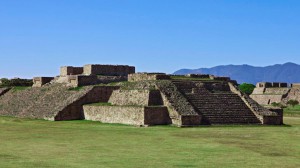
[0,64,283,126]
[250,82,300,105]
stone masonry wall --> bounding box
[83,105,144,125]
[250,94,284,105]
[128,73,171,82]
[108,89,163,106]
[291,83,300,88]
[83,64,135,76]
[32,77,54,87]
[83,105,171,126]
[264,88,290,95]
[54,86,119,120]
[68,75,98,87]
[60,66,83,76]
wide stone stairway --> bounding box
[172,80,261,124]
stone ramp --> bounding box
[172,80,261,125]
[0,84,118,120]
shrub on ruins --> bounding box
[287,100,299,108]
[238,83,255,95]
[0,78,33,87]
[271,102,280,107]
[271,102,286,108]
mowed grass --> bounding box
[284,105,300,117]
[0,117,299,168]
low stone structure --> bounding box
[186,74,210,78]
[250,82,300,105]
[32,77,54,87]
[291,83,300,88]
[128,73,170,82]
[60,66,84,76]
[0,64,283,126]
[209,75,231,81]
[35,64,135,87]
[83,64,135,76]
[84,105,170,126]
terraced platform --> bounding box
[172,80,261,124]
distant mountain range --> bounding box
[173,62,300,84]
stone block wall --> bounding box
[144,107,171,125]
[68,75,98,87]
[108,89,163,106]
[262,116,283,125]
[60,66,83,76]
[186,74,210,78]
[291,83,300,88]
[83,105,144,125]
[209,75,231,81]
[83,105,171,126]
[252,87,265,94]
[256,82,288,88]
[264,88,290,95]
[54,86,119,121]
[249,94,283,105]
[267,107,283,124]
[128,73,171,82]
[109,90,151,106]
[180,115,202,126]
[32,77,54,87]
[83,64,135,76]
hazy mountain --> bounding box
[173,62,300,84]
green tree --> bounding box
[238,83,255,95]
[287,99,299,107]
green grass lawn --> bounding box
[0,117,299,168]
[284,105,300,117]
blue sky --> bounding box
[0,0,299,78]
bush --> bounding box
[287,99,299,107]
[271,102,286,108]
[0,78,33,87]
[238,83,255,95]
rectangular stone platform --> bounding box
[83,105,171,126]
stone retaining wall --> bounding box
[250,94,284,105]
[60,66,83,76]
[83,105,171,126]
[83,64,135,76]
[108,89,163,106]
[32,77,54,87]
[54,86,119,120]
[128,73,170,82]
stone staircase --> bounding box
[172,80,261,124]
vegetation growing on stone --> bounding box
[68,86,84,91]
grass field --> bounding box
[0,117,299,168]
[284,105,300,117]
